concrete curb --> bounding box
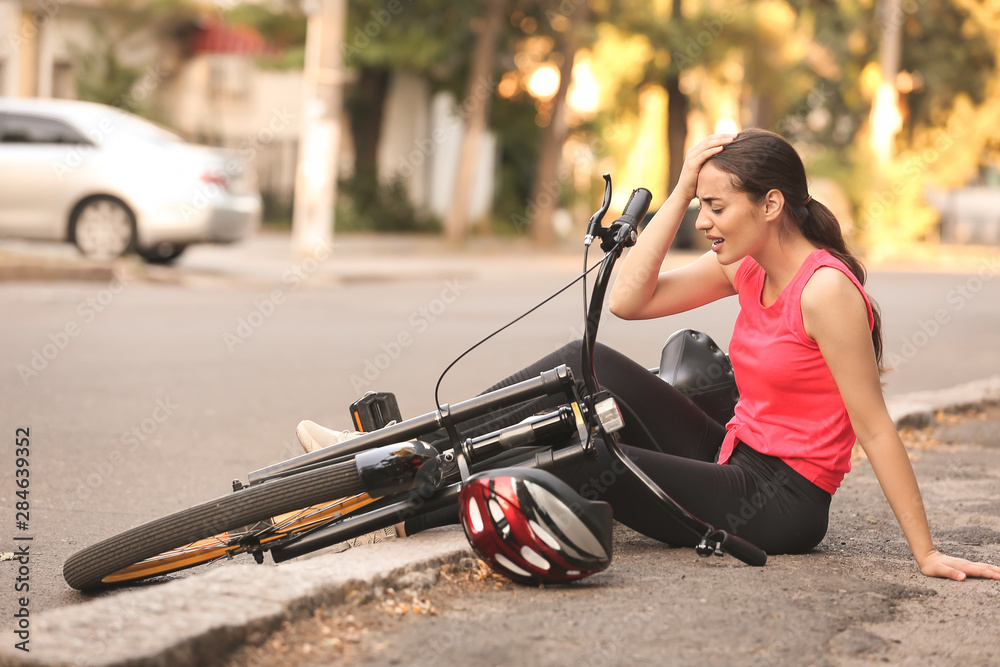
[0,531,472,667]
[886,375,1000,428]
[0,258,115,283]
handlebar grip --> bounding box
[721,531,767,567]
[617,188,652,230]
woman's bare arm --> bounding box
[610,134,738,320]
[803,268,1000,581]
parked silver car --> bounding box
[0,98,262,262]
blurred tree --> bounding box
[664,0,688,193]
[445,0,507,243]
[527,0,591,245]
[221,0,479,231]
[223,1,309,46]
[222,0,309,69]
[783,0,999,249]
[71,21,145,108]
[338,0,479,232]
[71,1,200,115]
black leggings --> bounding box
[404,341,831,555]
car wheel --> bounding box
[71,197,136,261]
[138,242,187,264]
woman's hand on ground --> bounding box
[673,133,736,202]
[918,550,1000,581]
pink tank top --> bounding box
[717,249,874,494]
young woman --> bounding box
[602,129,999,580]
[301,129,1000,580]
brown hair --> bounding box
[707,128,884,373]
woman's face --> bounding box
[694,163,766,265]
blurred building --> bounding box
[0,0,179,100]
[0,0,493,225]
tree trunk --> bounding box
[529,6,586,246]
[666,0,688,193]
[666,73,689,193]
[443,0,505,244]
[344,67,390,212]
[347,67,390,178]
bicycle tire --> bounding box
[64,459,366,591]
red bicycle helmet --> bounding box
[458,467,613,585]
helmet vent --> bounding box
[466,497,484,533]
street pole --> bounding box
[292,0,347,257]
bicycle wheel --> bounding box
[64,459,369,591]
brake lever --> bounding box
[584,173,613,246]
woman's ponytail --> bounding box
[801,199,885,374]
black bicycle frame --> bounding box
[248,365,582,485]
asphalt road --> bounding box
[1,240,999,621]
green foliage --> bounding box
[768,0,1000,251]
[491,94,546,234]
[227,0,1000,248]
[69,1,200,112]
[254,46,306,71]
[901,2,996,131]
[70,22,147,110]
[220,0,308,70]
[222,1,308,47]
[341,0,478,84]
[336,173,441,233]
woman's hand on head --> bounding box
[918,550,1000,581]
[674,134,736,202]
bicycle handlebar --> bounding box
[718,531,768,567]
[614,187,652,233]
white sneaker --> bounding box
[295,419,361,454]
[343,525,398,549]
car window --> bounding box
[0,113,92,145]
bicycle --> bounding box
[63,176,767,592]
